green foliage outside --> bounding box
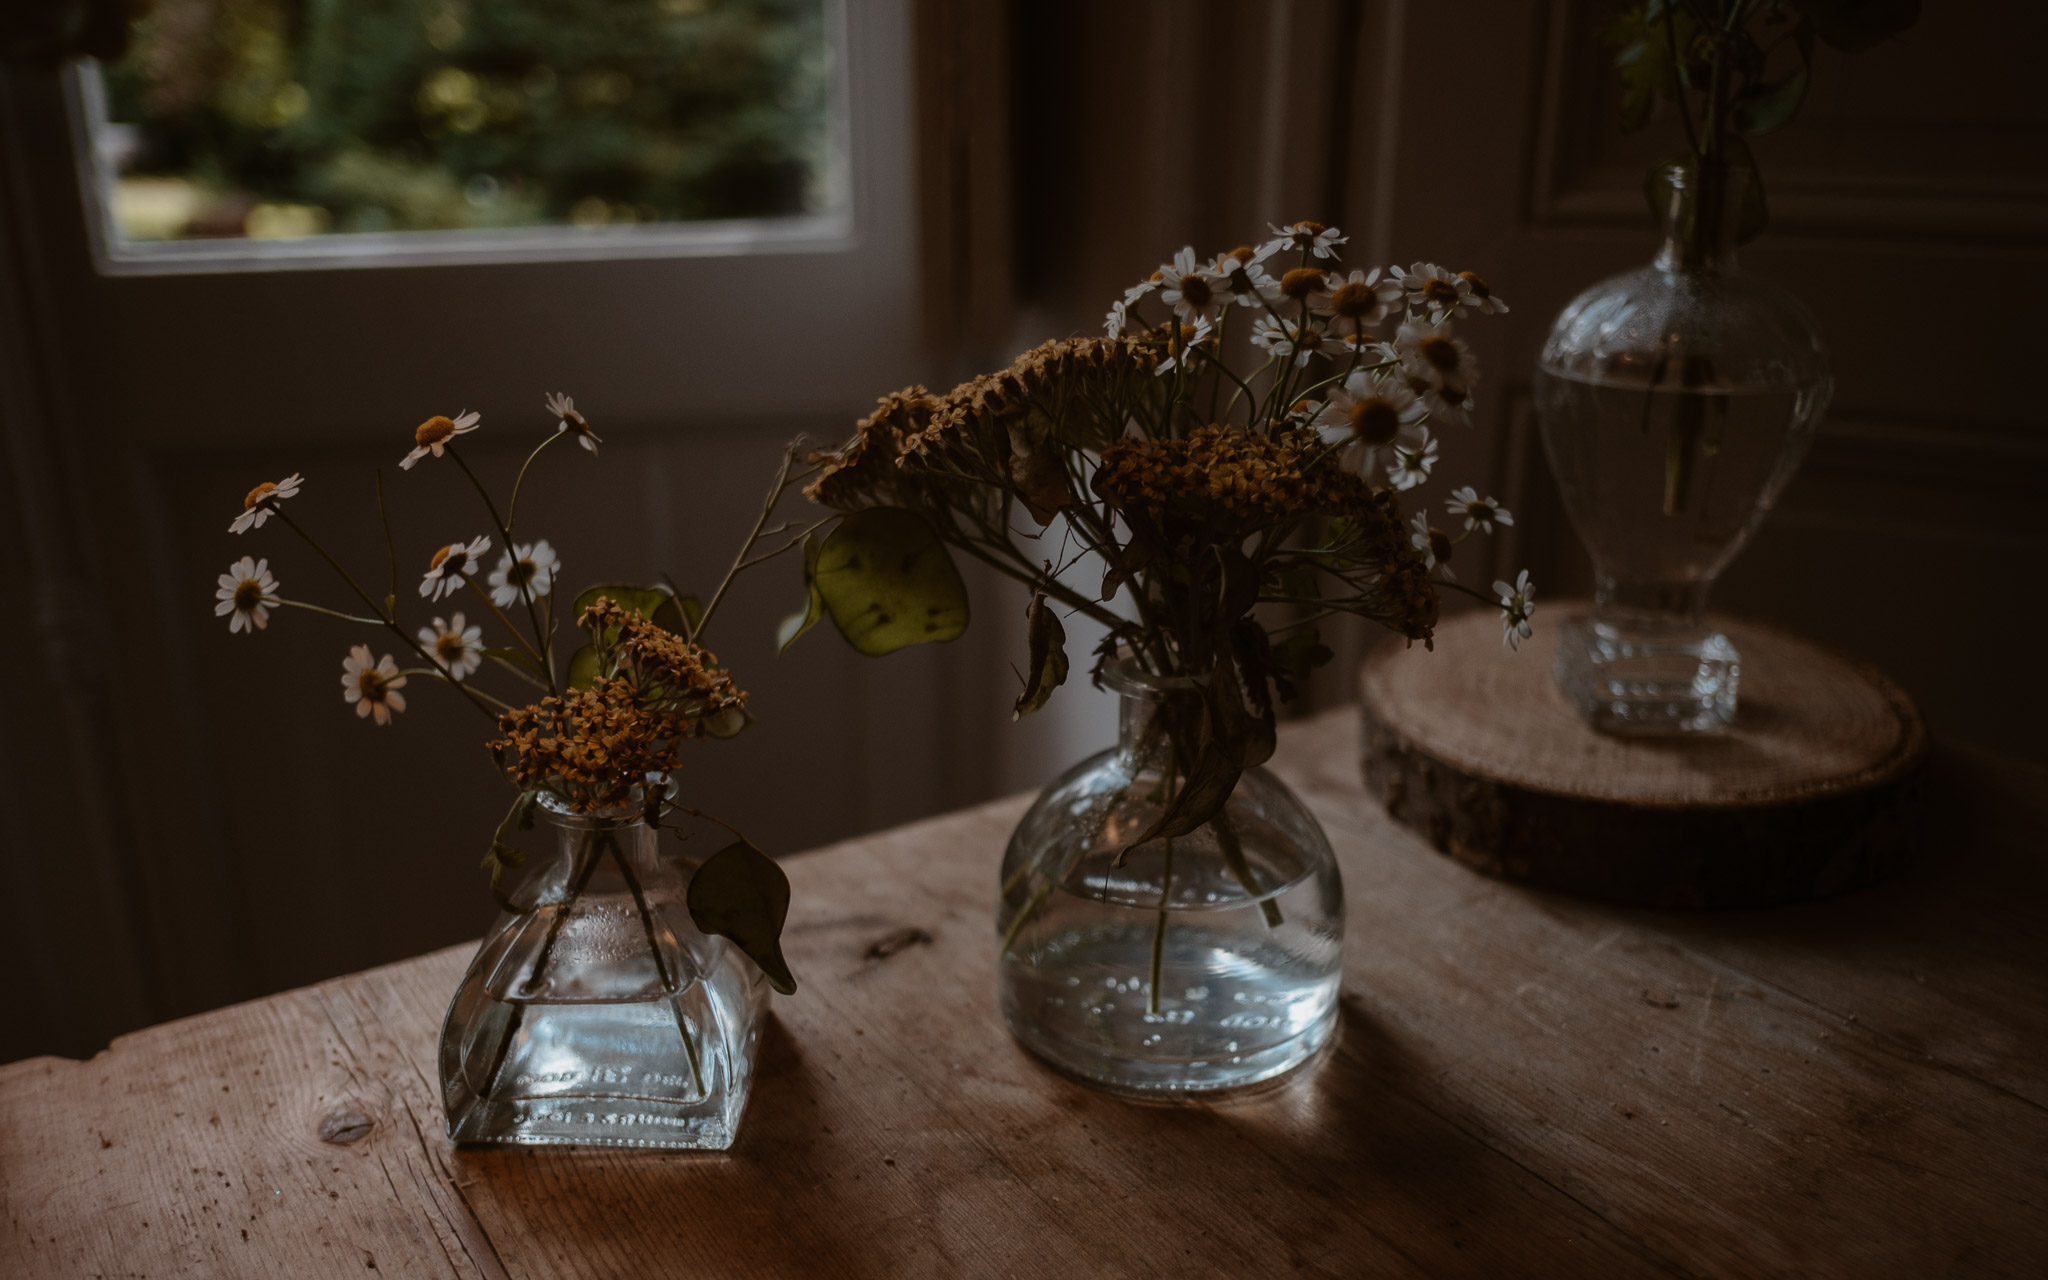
[102,0,833,238]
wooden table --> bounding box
[6,711,2046,1279]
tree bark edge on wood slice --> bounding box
[1358,604,1928,909]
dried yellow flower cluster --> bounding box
[806,337,1154,510]
[1095,425,1356,526]
[805,386,937,508]
[490,598,745,811]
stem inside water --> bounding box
[1217,814,1283,929]
[609,832,705,1097]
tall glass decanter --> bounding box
[997,662,1344,1097]
[439,795,770,1148]
[1535,162,1831,733]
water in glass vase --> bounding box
[1535,365,1823,732]
[999,853,1341,1096]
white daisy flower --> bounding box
[1398,262,1482,323]
[1455,270,1508,315]
[1409,511,1455,580]
[1105,299,1129,338]
[1250,315,1324,368]
[1386,427,1439,490]
[1395,318,1479,423]
[214,555,281,633]
[1310,267,1402,333]
[1446,485,1513,535]
[420,535,492,601]
[1213,247,1280,309]
[1157,246,1227,324]
[228,473,303,534]
[399,410,480,470]
[1123,273,1163,305]
[418,612,484,681]
[340,645,408,725]
[1310,370,1426,459]
[488,539,558,608]
[1495,570,1536,649]
[1153,317,1213,377]
[1261,220,1348,260]
[545,393,602,456]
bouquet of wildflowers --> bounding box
[789,220,1534,850]
[213,397,796,993]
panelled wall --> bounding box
[1014,0,2046,760]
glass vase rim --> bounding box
[1100,656,1205,699]
[532,773,678,827]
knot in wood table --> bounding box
[5,711,2045,1278]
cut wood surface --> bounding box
[5,711,2045,1279]
[1360,606,1928,907]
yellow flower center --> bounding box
[1457,271,1491,299]
[1422,278,1461,306]
[1295,220,1326,236]
[436,632,467,663]
[1466,500,1495,522]
[1228,245,1255,264]
[1177,275,1213,307]
[415,415,456,447]
[244,482,277,511]
[1349,398,1401,446]
[1279,268,1324,301]
[1329,281,1381,318]
[429,545,453,570]
[1429,528,1454,564]
[1419,335,1462,373]
[233,579,265,610]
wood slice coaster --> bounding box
[1357,603,1928,908]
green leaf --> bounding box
[1731,65,1809,136]
[483,646,548,686]
[1786,0,1918,53]
[813,507,969,657]
[1012,591,1068,720]
[566,643,599,690]
[776,533,826,654]
[653,593,701,637]
[687,840,796,996]
[704,706,751,739]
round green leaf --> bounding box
[814,508,969,657]
[687,841,796,995]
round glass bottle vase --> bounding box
[1535,162,1831,733]
[439,796,770,1148]
[996,663,1344,1097]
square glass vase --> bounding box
[438,800,770,1149]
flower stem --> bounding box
[608,832,706,1097]
[505,430,564,533]
[274,510,501,724]
[446,443,557,695]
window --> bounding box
[73,0,849,272]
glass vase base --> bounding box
[1553,614,1740,735]
[442,989,756,1150]
[1000,917,1342,1100]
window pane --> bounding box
[95,0,836,243]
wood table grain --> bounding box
[6,710,2045,1279]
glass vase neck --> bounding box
[1102,660,1204,774]
[1652,160,1752,275]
